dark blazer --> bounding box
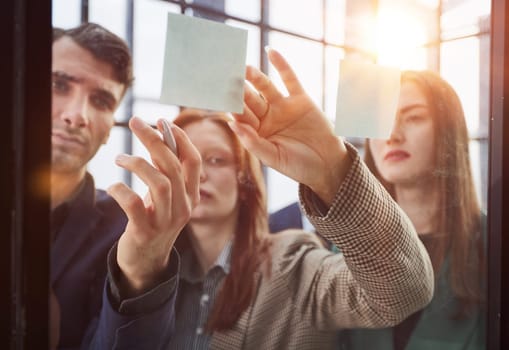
[269,202,304,232]
[51,173,127,350]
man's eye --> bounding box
[91,96,113,111]
[52,79,69,93]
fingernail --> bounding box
[130,116,145,131]
[228,121,243,136]
[264,45,272,54]
[115,153,129,164]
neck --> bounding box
[50,169,86,210]
[394,181,439,234]
[188,213,237,274]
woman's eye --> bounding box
[405,114,423,123]
[208,157,224,165]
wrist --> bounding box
[311,139,351,206]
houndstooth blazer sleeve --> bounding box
[293,142,434,329]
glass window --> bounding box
[225,0,261,22]
[133,99,180,126]
[324,45,345,120]
[133,0,181,99]
[52,0,81,28]
[268,31,323,107]
[89,0,127,39]
[88,126,129,190]
[268,0,323,40]
[225,19,261,68]
[325,0,346,45]
[441,0,491,40]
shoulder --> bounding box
[267,229,327,271]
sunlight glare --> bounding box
[374,8,427,68]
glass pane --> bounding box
[441,0,491,40]
[268,0,323,40]
[268,31,323,108]
[226,19,261,68]
[324,45,345,120]
[88,126,129,190]
[52,0,81,28]
[133,0,181,99]
[440,37,480,135]
[89,0,127,40]
[133,99,180,125]
[325,0,346,45]
[226,0,261,22]
[266,169,299,213]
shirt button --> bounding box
[196,327,203,335]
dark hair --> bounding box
[53,23,133,91]
[173,109,271,332]
[364,70,484,318]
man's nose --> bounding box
[60,94,89,128]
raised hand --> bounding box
[108,117,201,297]
[230,48,352,206]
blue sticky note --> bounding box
[335,60,401,138]
[160,13,247,113]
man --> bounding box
[50,23,132,349]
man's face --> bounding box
[51,37,125,175]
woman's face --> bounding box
[369,81,436,186]
[183,120,240,223]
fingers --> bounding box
[112,155,171,227]
[233,101,260,130]
[228,120,277,168]
[245,65,283,103]
[108,181,148,230]
[243,83,268,126]
[168,124,202,207]
[266,48,304,96]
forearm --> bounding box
[300,142,434,325]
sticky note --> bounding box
[160,13,247,113]
[335,60,401,138]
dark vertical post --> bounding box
[0,0,15,345]
[489,0,508,348]
[7,0,52,348]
